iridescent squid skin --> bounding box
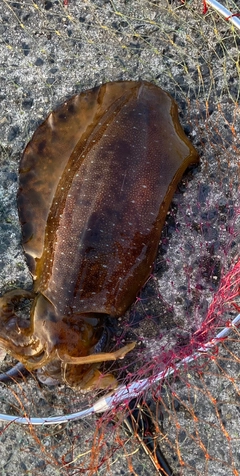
[0,81,199,389]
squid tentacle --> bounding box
[57,341,136,365]
[0,289,42,357]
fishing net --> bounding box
[0,0,239,474]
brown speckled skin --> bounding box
[0,81,199,385]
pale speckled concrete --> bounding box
[0,1,239,475]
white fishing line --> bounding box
[206,0,240,30]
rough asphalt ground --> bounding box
[0,1,239,475]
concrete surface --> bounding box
[0,1,239,475]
